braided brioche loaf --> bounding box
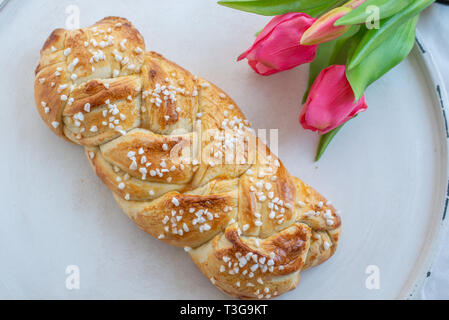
[34,17,341,300]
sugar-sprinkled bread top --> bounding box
[34,17,341,300]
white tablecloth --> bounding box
[418,3,449,300]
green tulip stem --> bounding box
[315,124,345,161]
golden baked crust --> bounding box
[34,17,341,300]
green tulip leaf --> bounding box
[306,0,348,17]
[346,15,418,100]
[348,0,434,70]
[218,0,342,16]
[335,0,412,26]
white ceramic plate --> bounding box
[0,0,447,300]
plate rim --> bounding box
[400,31,449,300]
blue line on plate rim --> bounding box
[443,197,448,221]
[436,85,449,138]
[415,37,427,54]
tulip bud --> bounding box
[300,0,366,46]
[300,65,367,135]
[344,0,367,9]
[238,12,318,76]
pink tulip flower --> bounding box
[300,0,366,45]
[238,12,318,76]
[300,65,368,134]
